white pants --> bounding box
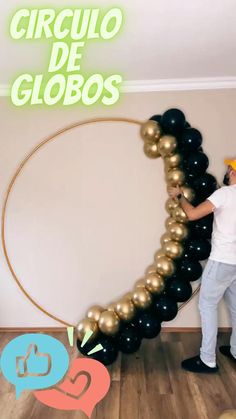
[199,259,236,364]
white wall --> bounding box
[1,88,236,327]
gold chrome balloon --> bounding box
[77,318,99,342]
[143,141,160,158]
[172,206,188,223]
[165,217,177,229]
[115,298,136,322]
[165,153,182,170]
[107,302,117,311]
[154,249,166,262]
[132,287,152,309]
[181,185,195,202]
[163,240,183,259]
[98,310,120,335]
[145,273,165,294]
[140,120,162,142]
[145,264,157,275]
[167,222,188,241]
[166,169,185,186]
[158,135,177,157]
[160,233,172,246]
[165,198,179,214]
[86,305,105,322]
[135,278,147,288]
[156,256,175,277]
[123,292,133,300]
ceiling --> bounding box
[1,0,236,92]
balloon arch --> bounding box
[78,109,216,364]
[2,108,217,365]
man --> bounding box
[168,159,236,373]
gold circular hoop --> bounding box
[2,118,144,327]
[2,116,200,328]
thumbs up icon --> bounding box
[16,344,52,378]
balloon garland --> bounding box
[1,109,217,366]
[77,109,217,365]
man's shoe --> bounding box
[181,355,219,373]
[219,346,236,362]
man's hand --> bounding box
[167,185,182,199]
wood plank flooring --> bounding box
[0,332,235,419]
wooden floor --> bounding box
[0,332,236,419]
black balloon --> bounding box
[184,222,197,242]
[149,114,162,124]
[165,273,179,283]
[192,173,217,198]
[77,339,93,356]
[184,239,211,261]
[77,333,104,356]
[192,194,208,206]
[135,312,161,339]
[151,296,178,322]
[177,259,203,282]
[191,214,213,239]
[185,152,209,176]
[181,249,190,259]
[117,325,142,354]
[166,278,192,302]
[179,128,202,152]
[185,121,191,128]
[77,336,118,366]
[184,172,197,187]
[161,108,186,135]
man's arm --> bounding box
[168,186,214,221]
[179,195,214,221]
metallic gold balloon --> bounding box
[162,240,183,259]
[135,278,147,288]
[145,273,165,294]
[107,302,117,311]
[145,264,157,275]
[172,206,188,223]
[123,292,134,300]
[98,310,120,336]
[166,169,185,186]
[77,318,99,342]
[160,233,172,246]
[165,198,179,214]
[165,217,177,229]
[115,298,136,322]
[132,287,152,309]
[164,165,170,176]
[86,305,105,322]
[158,135,177,157]
[156,256,175,277]
[167,222,189,242]
[154,249,166,262]
[143,141,160,159]
[140,120,162,142]
[165,153,182,170]
[181,185,195,202]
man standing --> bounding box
[168,159,236,373]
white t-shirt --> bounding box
[207,185,236,265]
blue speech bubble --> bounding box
[0,333,69,399]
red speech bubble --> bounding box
[33,358,111,417]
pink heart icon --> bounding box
[33,358,111,417]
